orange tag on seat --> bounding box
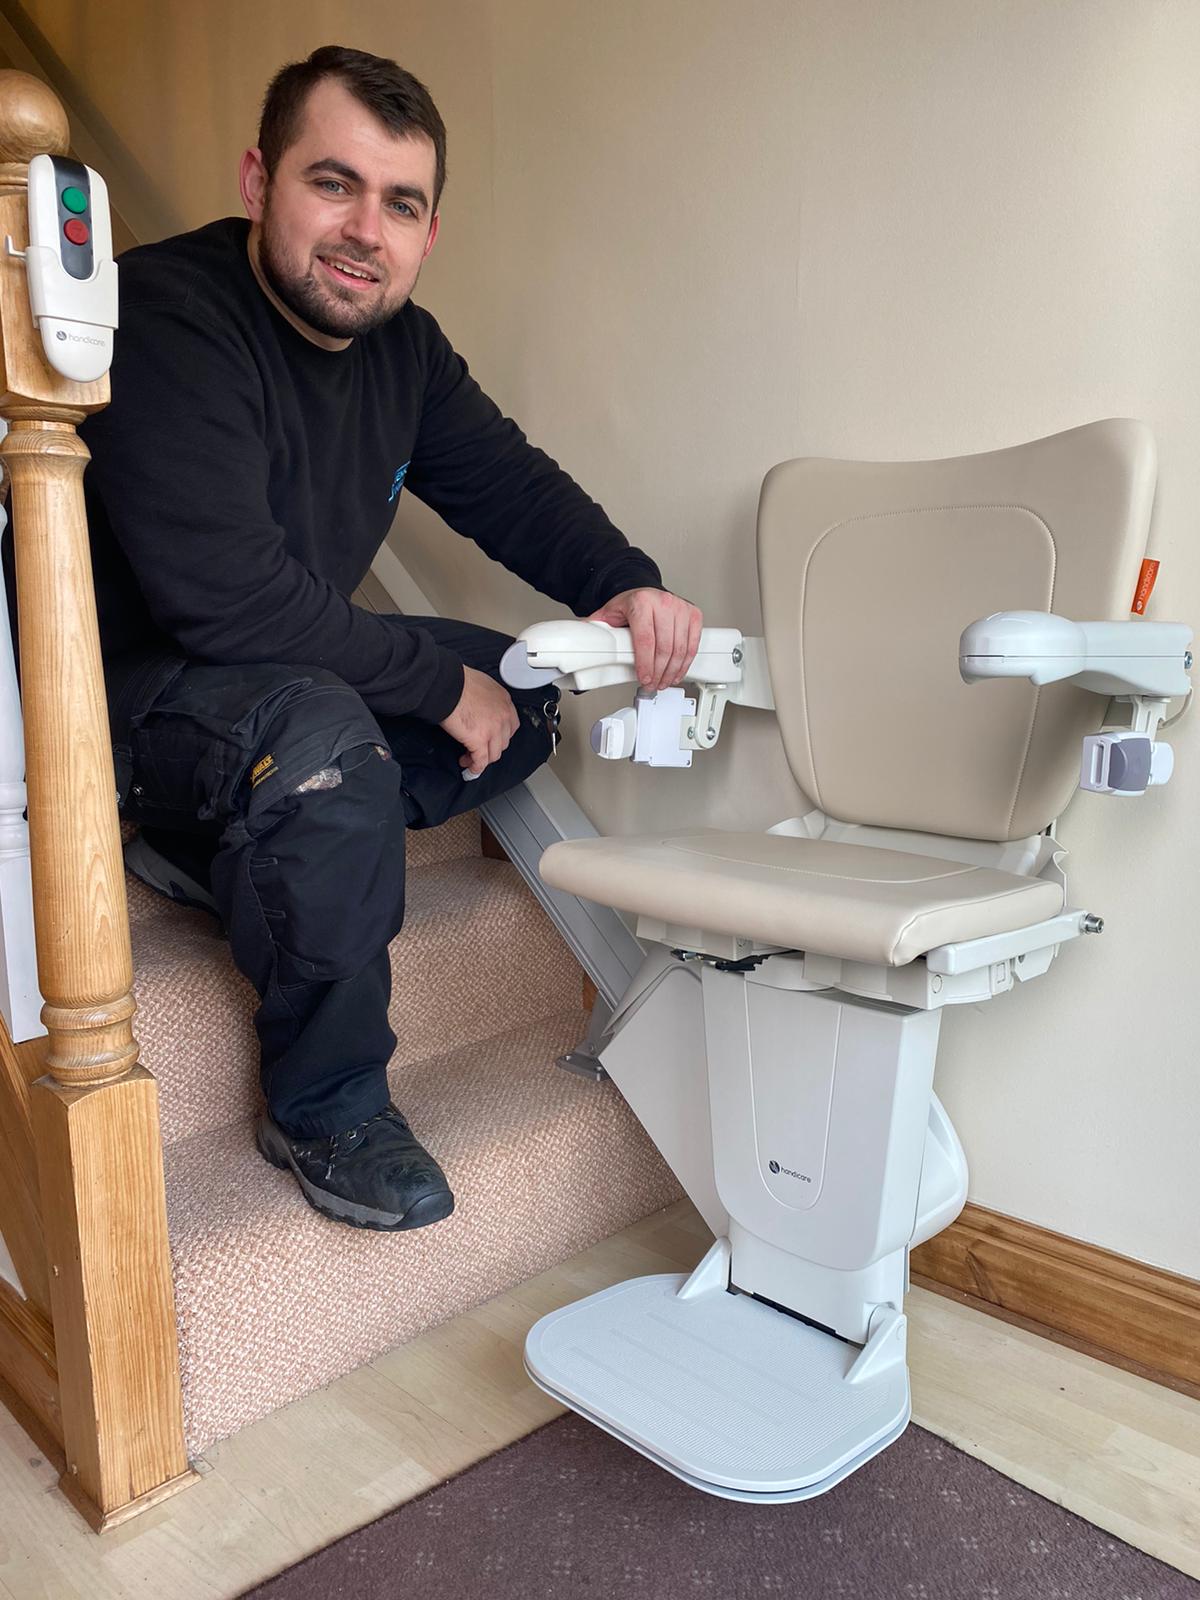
[1131,558,1160,615]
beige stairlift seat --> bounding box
[540,418,1155,961]
[538,830,1063,966]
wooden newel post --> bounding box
[6,424,137,1075]
[0,70,195,1529]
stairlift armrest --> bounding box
[961,611,1193,794]
[959,611,1193,697]
[501,620,773,703]
[501,622,774,766]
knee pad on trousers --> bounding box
[242,740,407,987]
[232,670,389,819]
[212,676,407,988]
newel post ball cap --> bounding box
[0,70,69,163]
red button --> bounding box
[63,218,89,246]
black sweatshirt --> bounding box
[80,217,663,733]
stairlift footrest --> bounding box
[524,1255,910,1502]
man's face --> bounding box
[243,77,440,339]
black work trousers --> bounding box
[119,617,559,1137]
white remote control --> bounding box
[6,152,118,383]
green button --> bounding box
[61,186,88,215]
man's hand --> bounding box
[588,588,703,692]
[440,666,521,776]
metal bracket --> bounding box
[556,1046,609,1082]
[555,990,614,1082]
[681,683,731,752]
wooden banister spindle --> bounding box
[0,456,44,1047]
[0,69,195,1530]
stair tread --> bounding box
[164,1007,680,1457]
[134,854,583,1148]
[404,810,482,869]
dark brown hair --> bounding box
[258,45,447,208]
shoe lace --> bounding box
[323,1105,409,1180]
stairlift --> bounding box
[499,419,1192,1504]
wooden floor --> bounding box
[0,1199,1197,1597]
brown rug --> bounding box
[242,1413,1197,1599]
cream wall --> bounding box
[18,0,1200,1276]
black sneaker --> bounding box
[255,1104,455,1232]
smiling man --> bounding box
[250,82,439,337]
[81,46,701,1233]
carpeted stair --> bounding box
[127,811,680,1457]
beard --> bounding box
[257,199,416,338]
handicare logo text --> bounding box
[768,1159,811,1183]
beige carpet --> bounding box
[128,812,681,1457]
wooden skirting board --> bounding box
[911,1202,1200,1397]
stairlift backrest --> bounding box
[758,419,1156,842]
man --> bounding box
[81,45,701,1233]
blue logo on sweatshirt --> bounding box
[388,461,410,504]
